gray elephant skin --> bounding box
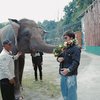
[0,18,55,97]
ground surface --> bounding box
[0,50,100,100]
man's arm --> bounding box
[68,47,81,72]
[13,52,22,60]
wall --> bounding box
[82,0,100,55]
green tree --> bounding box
[0,23,8,29]
[41,20,57,31]
[62,0,95,31]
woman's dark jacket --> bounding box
[58,44,81,76]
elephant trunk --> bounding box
[31,39,56,53]
[37,43,55,53]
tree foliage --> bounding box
[39,20,57,31]
[63,0,94,25]
[39,0,95,44]
[0,23,8,29]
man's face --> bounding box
[64,35,72,42]
[4,44,12,51]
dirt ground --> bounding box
[0,53,61,100]
[22,52,87,100]
[23,51,99,100]
[0,51,100,100]
[22,53,62,100]
[0,52,91,100]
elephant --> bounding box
[0,18,55,98]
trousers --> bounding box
[60,75,77,100]
[34,64,42,80]
[0,78,15,100]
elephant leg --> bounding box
[14,60,21,98]
[14,55,25,99]
[18,55,25,86]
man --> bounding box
[0,40,21,100]
[31,51,43,81]
[57,31,81,100]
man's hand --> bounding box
[33,64,35,66]
[60,68,70,75]
[57,57,64,62]
[41,62,43,65]
[17,52,22,56]
[9,78,16,85]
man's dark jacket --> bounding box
[58,44,81,76]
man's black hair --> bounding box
[63,31,75,39]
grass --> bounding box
[0,77,60,100]
[22,76,60,99]
[0,53,61,99]
[0,91,1,100]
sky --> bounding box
[0,0,72,23]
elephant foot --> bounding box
[15,89,24,100]
[15,93,24,100]
[15,96,24,100]
[20,85,24,91]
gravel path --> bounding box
[23,51,100,100]
[22,51,90,100]
[1,51,99,100]
[22,53,61,100]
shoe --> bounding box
[35,78,38,81]
[15,96,24,100]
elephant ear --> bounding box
[8,18,20,48]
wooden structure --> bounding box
[81,0,100,54]
[82,0,100,46]
[75,31,82,48]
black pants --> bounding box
[0,78,15,100]
[34,64,42,80]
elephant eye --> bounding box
[25,32,30,37]
[22,29,31,37]
[18,29,31,41]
